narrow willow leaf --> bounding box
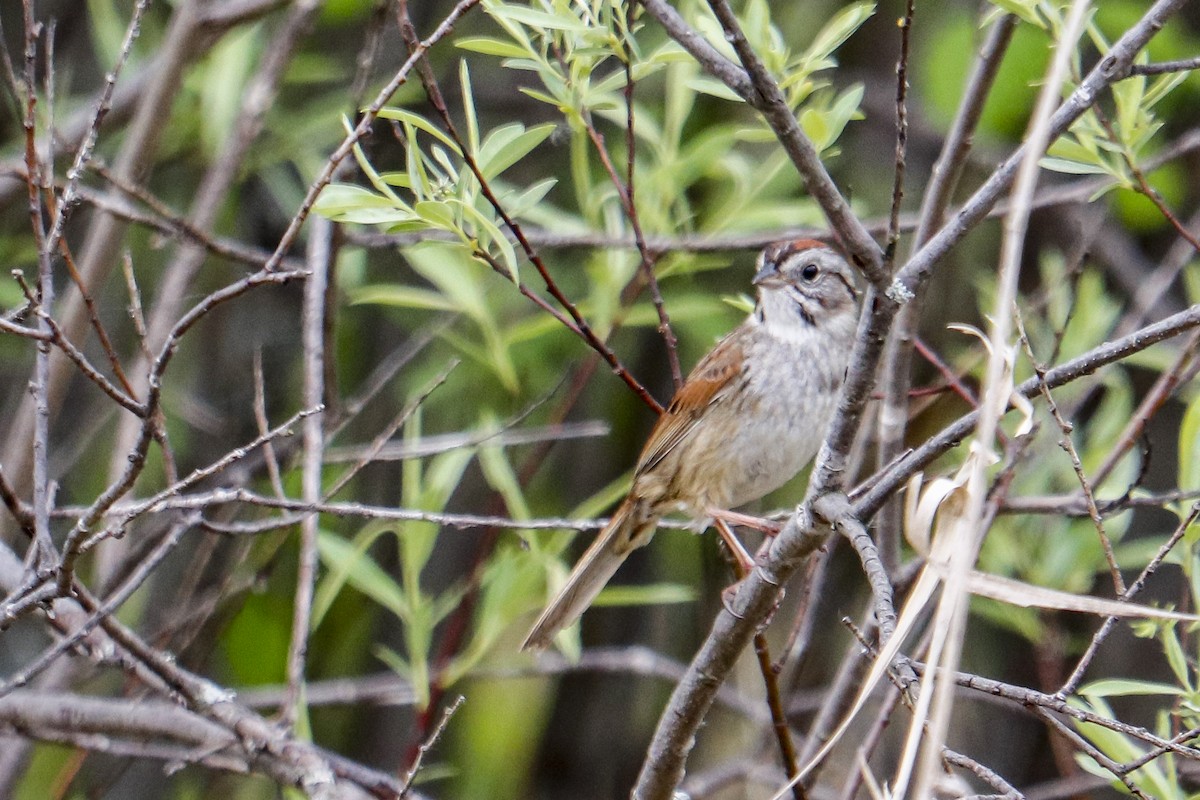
[452,199,519,281]
[480,123,556,179]
[799,107,832,152]
[476,123,526,174]
[1179,392,1200,495]
[405,123,432,202]
[591,583,696,607]
[1078,678,1183,698]
[377,107,462,154]
[350,285,458,313]
[519,86,564,107]
[505,177,557,218]
[1039,156,1108,176]
[414,199,459,231]
[478,443,531,520]
[804,2,874,65]
[491,4,589,32]
[460,60,481,155]
[316,529,410,623]
[455,35,528,58]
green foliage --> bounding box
[315,64,553,281]
[1072,696,1184,798]
[1043,65,1186,191]
[354,243,524,391]
[1065,381,1200,791]
[200,26,261,160]
[1176,391,1200,517]
[971,252,1142,644]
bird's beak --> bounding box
[752,260,781,287]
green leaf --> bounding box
[313,184,416,225]
[455,36,528,58]
[1078,678,1183,698]
[478,123,556,179]
[591,583,696,607]
[452,199,519,281]
[478,442,532,522]
[405,122,434,201]
[1180,392,1200,495]
[687,75,745,103]
[375,644,430,709]
[414,199,460,231]
[422,447,476,512]
[405,242,489,320]
[202,27,258,160]
[803,2,874,67]
[722,294,756,314]
[518,87,565,108]
[504,177,558,217]
[315,529,409,623]
[350,285,458,313]
[460,60,481,156]
[377,108,462,155]
[347,115,407,205]
[490,4,589,32]
[1039,157,1108,176]
[442,547,545,684]
[990,0,1045,27]
[799,107,830,151]
[378,171,412,188]
[1162,624,1193,691]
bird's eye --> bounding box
[800,263,820,282]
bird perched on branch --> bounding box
[522,239,860,651]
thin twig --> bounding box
[400,695,464,794]
[280,213,334,729]
[884,0,915,266]
[1128,55,1200,75]
[43,0,150,258]
[323,360,458,500]
[640,0,884,281]
[1000,487,1200,516]
[0,520,192,699]
[1057,502,1200,696]
[855,302,1200,519]
[1093,329,1200,488]
[1017,312,1125,595]
[89,405,321,545]
[720,532,805,800]
[21,0,56,566]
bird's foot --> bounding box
[709,507,783,537]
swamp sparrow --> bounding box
[522,239,860,651]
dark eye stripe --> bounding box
[832,272,858,300]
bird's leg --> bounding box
[712,516,756,617]
[711,514,787,625]
[712,515,755,574]
[710,508,783,537]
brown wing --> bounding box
[634,329,746,476]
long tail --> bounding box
[522,500,652,651]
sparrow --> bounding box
[522,239,860,651]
